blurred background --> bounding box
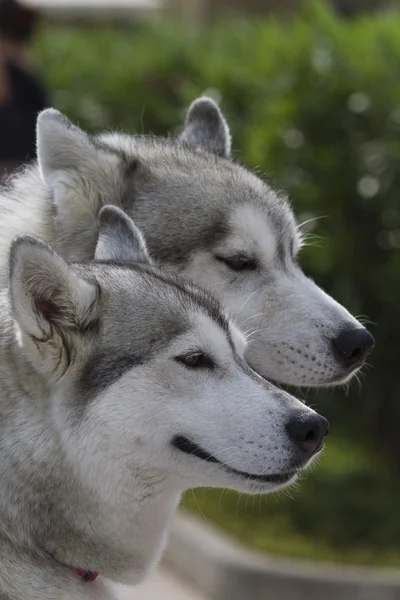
[1,0,400,595]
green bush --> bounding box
[32,2,400,564]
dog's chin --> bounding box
[260,365,363,392]
[172,436,300,493]
[240,471,298,495]
[296,368,362,389]
[204,466,299,496]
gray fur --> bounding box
[95,205,150,264]
[180,96,231,157]
[0,98,373,387]
[0,207,326,599]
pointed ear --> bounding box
[95,205,151,264]
[180,97,231,158]
[36,109,117,263]
[37,109,97,190]
[9,235,98,377]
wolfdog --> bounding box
[0,98,374,387]
[0,205,328,599]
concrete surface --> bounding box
[163,513,400,600]
[24,0,163,21]
[119,568,207,600]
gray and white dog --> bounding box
[0,97,374,386]
[0,204,328,599]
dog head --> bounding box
[9,206,328,495]
[34,99,374,387]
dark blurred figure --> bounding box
[0,0,49,179]
[330,0,393,17]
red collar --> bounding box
[47,550,100,583]
[76,569,99,583]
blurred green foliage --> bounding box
[32,2,400,564]
[183,439,400,566]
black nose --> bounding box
[286,413,329,457]
[332,327,375,370]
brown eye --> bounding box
[175,353,214,369]
[215,255,257,272]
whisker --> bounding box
[300,240,324,249]
[244,328,266,342]
[233,287,265,325]
[240,313,265,327]
[297,215,330,230]
[354,314,377,327]
[190,489,213,528]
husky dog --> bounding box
[0,205,328,599]
[0,98,374,388]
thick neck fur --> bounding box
[0,166,56,287]
[0,290,180,593]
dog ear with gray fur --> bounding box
[36,109,104,237]
[36,109,121,263]
[95,205,151,264]
[180,97,231,158]
[37,109,96,190]
[9,235,98,377]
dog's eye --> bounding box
[175,352,214,369]
[215,255,257,272]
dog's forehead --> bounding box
[79,262,229,339]
[225,204,277,254]
[225,201,297,261]
[97,133,269,213]
[97,268,192,328]
[96,134,298,261]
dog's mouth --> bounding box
[256,362,364,394]
[172,435,296,484]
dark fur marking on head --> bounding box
[76,316,188,404]
[92,260,231,338]
[154,218,229,267]
[79,353,144,401]
[120,154,140,177]
[90,137,140,171]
